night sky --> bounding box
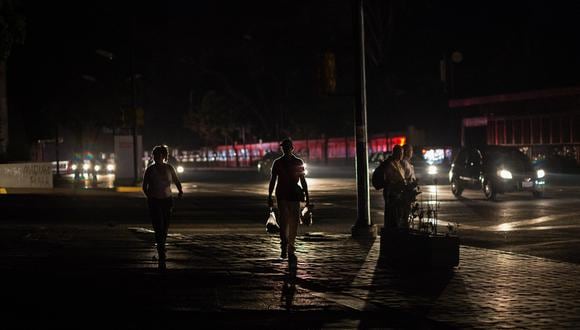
[6,0,580,156]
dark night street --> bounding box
[1,1,580,328]
[2,169,580,328]
[3,169,580,264]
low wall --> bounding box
[0,162,53,188]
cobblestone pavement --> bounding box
[133,229,580,329]
[2,225,580,329]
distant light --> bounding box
[71,164,78,171]
[94,165,101,172]
[106,164,115,172]
[177,165,184,173]
[537,169,545,178]
[427,165,438,175]
[498,169,512,179]
[82,163,91,171]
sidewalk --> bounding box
[2,225,579,329]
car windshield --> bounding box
[484,148,533,172]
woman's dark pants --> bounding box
[148,198,173,250]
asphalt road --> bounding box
[2,167,580,264]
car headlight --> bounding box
[176,165,184,173]
[94,165,101,172]
[536,169,545,179]
[106,164,115,172]
[82,164,91,171]
[427,165,438,175]
[498,169,512,179]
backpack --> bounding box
[371,161,386,190]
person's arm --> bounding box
[268,162,277,207]
[169,165,184,198]
[383,161,392,191]
[300,174,309,205]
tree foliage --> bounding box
[0,0,25,62]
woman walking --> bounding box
[142,145,183,269]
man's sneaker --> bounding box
[289,253,297,267]
[280,245,288,259]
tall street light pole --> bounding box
[130,16,139,186]
[351,0,377,239]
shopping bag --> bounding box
[266,208,280,234]
[300,203,314,226]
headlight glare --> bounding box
[427,165,438,175]
[537,169,545,178]
[176,165,184,173]
[498,169,512,179]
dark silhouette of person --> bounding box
[383,145,406,229]
[142,145,183,269]
[268,138,309,268]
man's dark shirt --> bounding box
[272,154,305,201]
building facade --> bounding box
[450,87,580,167]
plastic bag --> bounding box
[266,208,280,234]
[300,204,314,226]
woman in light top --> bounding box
[142,145,183,268]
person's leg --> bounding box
[287,201,301,257]
[278,200,289,258]
[148,199,164,250]
[160,198,173,247]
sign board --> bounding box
[0,163,53,188]
[114,135,143,183]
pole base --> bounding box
[351,224,378,239]
[379,228,460,269]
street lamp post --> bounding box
[351,0,377,239]
[130,42,139,185]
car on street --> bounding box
[412,147,452,184]
[449,146,546,200]
[257,151,280,177]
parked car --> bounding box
[449,146,546,200]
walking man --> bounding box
[268,138,309,267]
[142,145,183,269]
